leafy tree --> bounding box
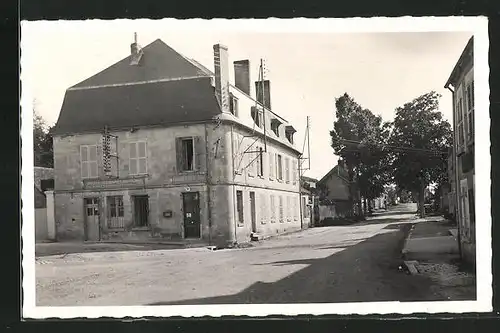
[330,93,391,216]
[33,110,54,168]
[388,91,451,217]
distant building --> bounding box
[316,159,354,219]
[51,36,302,247]
[444,36,475,266]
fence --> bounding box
[318,205,337,222]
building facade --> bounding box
[51,38,302,247]
[316,160,354,219]
[444,36,475,266]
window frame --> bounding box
[257,147,264,177]
[236,190,244,225]
[279,196,284,223]
[129,141,148,175]
[179,137,196,172]
[277,154,283,181]
[80,144,99,179]
[270,194,276,223]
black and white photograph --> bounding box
[21,17,491,318]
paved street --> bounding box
[36,203,446,306]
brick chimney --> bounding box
[255,80,271,110]
[130,32,143,65]
[213,44,230,113]
[234,60,251,95]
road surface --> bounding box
[36,203,441,306]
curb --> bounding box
[401,224,416,258]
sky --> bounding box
[21,20,473,180]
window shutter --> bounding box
[80,146,88,178]
[195,136,203,172]
[269,152,274,178]
[175,138,182,172]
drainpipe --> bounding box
[204,124,212,246]
[229,124,237,244]
[447,85,463,260]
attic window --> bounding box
[230,94,239,116]
[285,125,297,144]
[251,106,263,128]
[271,119,282,137]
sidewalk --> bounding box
[401,216,476,300]
[34,241,190,257]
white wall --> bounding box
[35,208,48,241]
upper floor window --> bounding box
[257,147,264,177]
[276,154,283,180]
[292,159,298,185]
[177,137,197,172]
[129,141,147,175]
[269,152,275,180]
[285,157,290,183]
[80,145,98,179]
[466,81,475,142]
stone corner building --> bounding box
[52,37,302,247]
[444,36,475,266]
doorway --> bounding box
[84,197,101,241]
[183,192,201,238]
[250,191,257,233]
[133,195,149,227]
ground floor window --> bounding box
[107,196,125,229]
[279,196,284,223]
[270,195,276,223]
[236,190,244,225]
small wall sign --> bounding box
[163,210,173,218]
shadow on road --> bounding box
[148,223,468,306]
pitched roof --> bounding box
[72,39,210,88]
[444,36,474,89]
[53,77,220,134]
[53,39,221,135]
[318,164,350,185]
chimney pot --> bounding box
[234,60,251,95]
[213,44,230,113]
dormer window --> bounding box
[285,125,297,144]
[251,106,263,128]
[271,118,282,137]
[229,94,239,116]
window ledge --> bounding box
[131,227,149,231]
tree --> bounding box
[33,110,54,168]
[388,91,452,217]
[330,93,391,216]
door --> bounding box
[250,192,257,233]
[133,195,149,227]
[183,192,201,238]
[84,197,100,241]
